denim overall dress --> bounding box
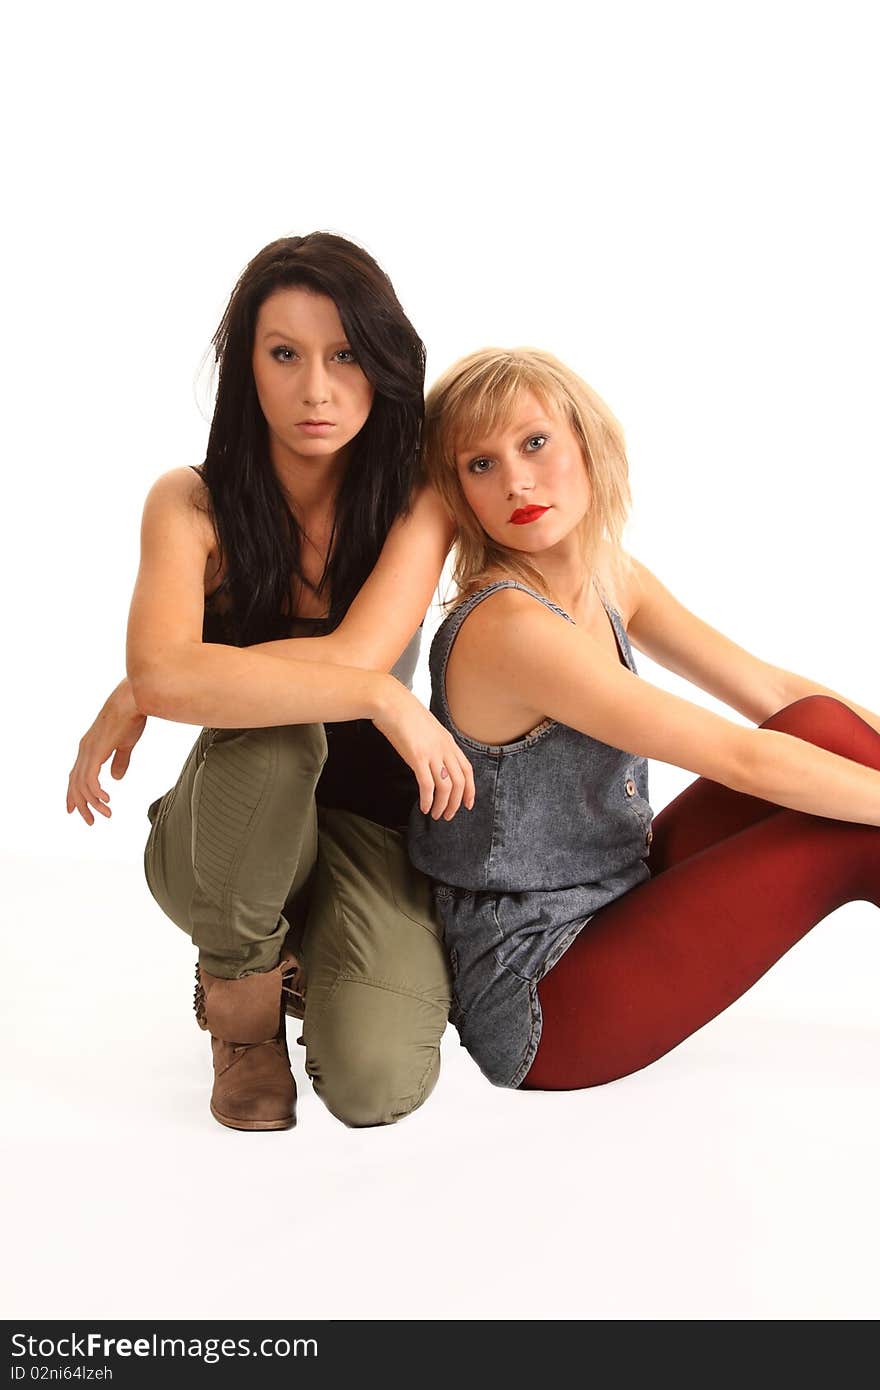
[407,578,654,1088]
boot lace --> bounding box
[280,956,307,1020]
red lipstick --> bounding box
[509,506,549,525]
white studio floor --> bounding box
[3,848,880,1322]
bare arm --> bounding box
[126,470,389,726]
[96,468,474,820]
[625,555,880,788]
[67,478,458,822]
[453,588,880,829]
[626,556,788,723]
[247,483,455,670]
[69,481,454,821]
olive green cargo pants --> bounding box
[144,723,451,1127]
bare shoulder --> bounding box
[146,465,209,509]
[143,467,216,549]
[410,478,449,513]
[451,585,559,660]
[400,480,456,542]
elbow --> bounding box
[128,666,171,719]
[127,653,189,721]
[127,634,207,721]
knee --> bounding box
[272,721,328,777]
[317,1048,440,1128]
[762,695,855,741]
[210,722,328,780]
[305,983,446,1128]
[777,695,844,718]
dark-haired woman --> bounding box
[67,233,474,1133]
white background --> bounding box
[3,0,880,1321]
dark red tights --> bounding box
[521,696,880,1090]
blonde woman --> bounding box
[408,348,880,1091]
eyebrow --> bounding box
[456,417,553,461]
[260,330,352,346]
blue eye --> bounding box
[270,346,296,362]
[467,457,493,475]
[525,434,547,451]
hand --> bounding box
[66,679,147,825]
[371,679,475,820]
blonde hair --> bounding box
[421,346,636,613]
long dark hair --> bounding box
[198,233,426,644]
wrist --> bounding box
[367,671,400,724]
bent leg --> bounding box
[144,723,327,978]
[523,696,880,1090]
[649,695,879,872]
[301,808,452,1127]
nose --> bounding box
[501,453,536,500]
[301,358,330,407]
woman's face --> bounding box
[455,389,591,553]
[252,287,375,468]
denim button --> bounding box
[625,779,636,796]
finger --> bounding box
[87,764,109,796]
[75,797,95,827]
[429,760,453,820]
[86,791,112,819]
[86,779,110,807]
[416,762,435,816]
[462,754,476,809]
[442,761,466,821]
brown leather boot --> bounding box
[193,956,299,1131]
